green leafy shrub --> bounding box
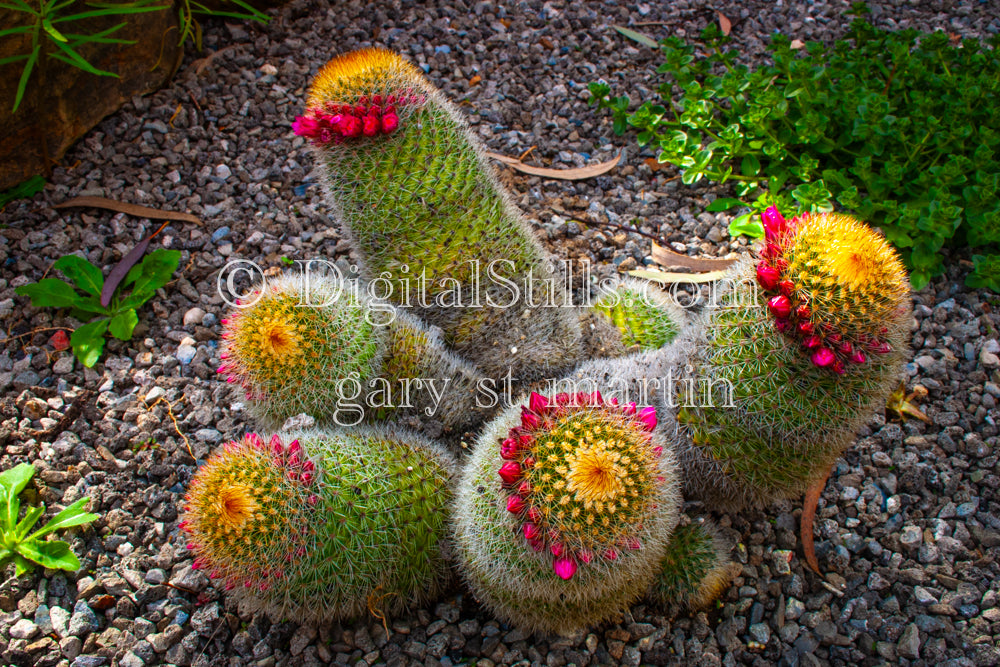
[1,463,98,576]
[16,248,180,367]
[589,6,1000,290]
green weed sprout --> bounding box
[0,463,98,575]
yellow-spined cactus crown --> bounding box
[786,212,909,339]
[182,434,316,592]
[754,207,910,373]
[307,47,424,109]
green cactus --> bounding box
[649,518,737,612]
[219,273,489,433]
[181,428,455,622]
[589,277,685,356]
[674,208,911,510]
[295,48,582,381]
[453,391,680,634]
[219,274,383,429]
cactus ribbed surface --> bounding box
[297,48,581,381]
[453,391,680,634]
[675,209,911,510]
[181,428,455,622]
[650,518,736,612]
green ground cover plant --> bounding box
[589,4,1000,290]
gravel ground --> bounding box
[1,0,999,665]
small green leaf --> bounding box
[123,249,181,297]
[14,504,44,541]
[53,255,104,296]
[108,309,138,341]
[28,498,98,541]
[612,25,659,49]
[15,278,82,309]
[71,319,109,368]
[728,213,766,239]
[741,154,761,177]
[16,539,80,571]
[0,463,34,531]
[42,17,68,42]
[0,175,45,209]
[706,198,744,212]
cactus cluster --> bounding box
[453,391,680,634]
[184,48,915,635]
[297,48,582,382]
[181,428,455,621]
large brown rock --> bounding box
[0,6,183,190]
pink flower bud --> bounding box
[756,263,781,291]
[849,350,867,364]
[832,360,846,375]
[803,334,823,349]
[555,393,572,406]
[797,321,814,335]
[381,112,399,134]
[506,495,526,514]
[795,304,811,319]
[553,556,577,580]
[528,392,549,414]
[498,461,521,486]
[578,549,593,564]
[637,406,657,431]
[517,480,533,497]
[521,409,540,430]
[500,438,520,460]
[528,507,542,523]
[522,456,536,469]
[523,522,540,540]
[762,206,787,241]
[869,341,893,354]
[362,115,380,136]
[651,445,663,458]
[779,279,796,297]
[550,542,564,557]
[622,402,637,416]
[603,549,619,561]
[767,295,792,319]
[811,347,836,368]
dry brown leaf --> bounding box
[628,268,731,284]
[801,462,833,574]
[53,196,202,225]
[468,74,482,86]
[718,11,732,36]
[539,36,554,50]
[887,382,932,423]
[643,157,666,172]
[487,151,621,181]
[790,39,805,49]
[651,242,735,272]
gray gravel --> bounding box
[1,0,999,665]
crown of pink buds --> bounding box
[496,391,659,581]
[292,92,424,146]
[752,206,892,374]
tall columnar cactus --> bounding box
[181,428,455,622]
[674,208,911,510]
[295,48,582,381]
[586,277,686,358]
[649,518,737,612]
[453,391,680,634]
[219,273,488,432]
